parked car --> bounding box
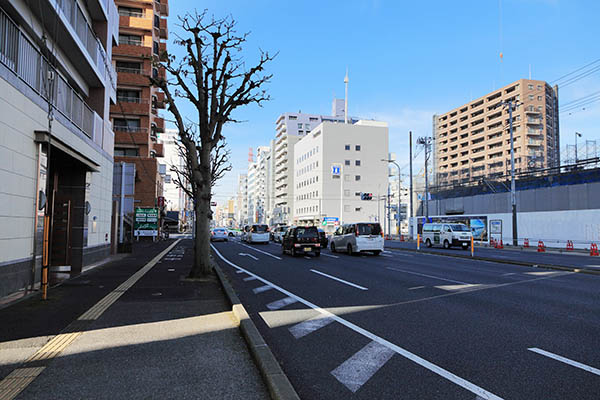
[282,226,321,257]
[317,228,328,249]
[422,223,472,249]
[272,226,289,243]
[330,222,384,255]
[243,224,270,244]
[210,227,228,242]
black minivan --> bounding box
[282,226,321,257]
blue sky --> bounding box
[167,0,600,204]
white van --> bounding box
[244,224,270,244]
[422,223,472,249]
[331,222,384,255]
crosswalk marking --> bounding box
[289,316,335,339]
[252,285,273,294]
[331,340,395,393]
[266,296,298,311]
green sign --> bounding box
[135,207,159,237]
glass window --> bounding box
[355,145,361,151]
[118,6,144,17]
[355,175,361,181]
[355,160,361,166]
[345,160,350,166]
[345,144,350,150]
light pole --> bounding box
[498,100,520,246]
[575,132,582,163]
[382,159,401,237]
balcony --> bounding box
[114,127,149,145]
[153,143,164,157]
[159,18,168,39]
[111,97,150,115]
[154,91,166,108]
[158,42,168,61]
[116,68,151,86]
[528,139,543,147]
[119,14,153,30]
[154,116,165,132]
[527,118,542,125]
[155,0,169,16]
[114,43,152,58]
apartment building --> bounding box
[434,79,560,186]
[0,0,119,297]
[293,120,389,232]
[273,99,354,224]
[111,0,168,208]
[247,146,270,225]
[236,173,248,226]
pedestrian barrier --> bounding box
[524,238,529,248]
[566,240,574,251]
[591,243,599,257]
[537,241,545,253]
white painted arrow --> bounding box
[238,253,258,260]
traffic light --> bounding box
[360,192,373,200]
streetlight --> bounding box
[575,132,582,163]
[382,159,401,237]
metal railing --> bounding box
[113,126,148,133]
[0,8,95,139]
[117,96,148,104]
[115,66,144,74]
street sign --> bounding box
[323,217,339,225]
[134,207,158,237]
[331,164,341,176]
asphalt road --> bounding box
[212,237,600,400]
[386,240,600,271]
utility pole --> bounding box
[387,182,391,237]
[409,131,414,239]
[382,158,402,237]
[417,136,432,220]
[344,69,349,124]
[499,100,520,246]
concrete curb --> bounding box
[385,246,600,276]
[212,259,301,400]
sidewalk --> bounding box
[0,239,268,399]
[385,240,600,274]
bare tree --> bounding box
[152,10,274,277]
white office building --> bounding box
[236,173,248,226]
[273,99,353,224]
[159,130,190,212]
[248,146,270,224]
[293,120,389,232]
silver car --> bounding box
[210,228,229,242]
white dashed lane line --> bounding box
[310,269,368,291]
[211,244,503,399]
[238,242,282,260]
[252,284,273,294]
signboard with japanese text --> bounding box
[134,207,158,237]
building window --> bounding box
[355,207,361,212]
[114,147,139,156]
[116,61,142,74]
[355,145,361,151]
[529,95,534,100]
[345,160,350,166]
[154,15,160,29]
[289,115,297,120]
[345,144,350,150]
[537,96,542,101]
[528,84,534,90]
[298,123,303,129]
[117,89,141,103]
[537,85,542,90]
[118,6,144,17]
[355,160,361,166]
[119,34,142,46]
[355,175,361,181]
[113,118,141,132]
[344,174,350,181]
[153,41,159,55]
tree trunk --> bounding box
[190,188,212,278]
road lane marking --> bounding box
[331,340,396,393]
[289,316,335,339]
[243,276,258,281]
[253,284,273,294]
[387,267,472,285]
[310,269,368,291]
[381,254,393,257]
[528,348,600,376]
[304,256,311,259]
[238,252,259,260]
[211,244,504,400]
[321,252,339,259]
[238,242,282,260]
[236,270,244,274]
[266,296,298,311]
[408,286,425,290]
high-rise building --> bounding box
[247,146,270,225]
[111,0,169,207]
[433,79,559,186]
[236,173,248,226]
[0,0,119,297]
[158,129,192,226]
[273,99,354,224]
[293,120,389,232]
